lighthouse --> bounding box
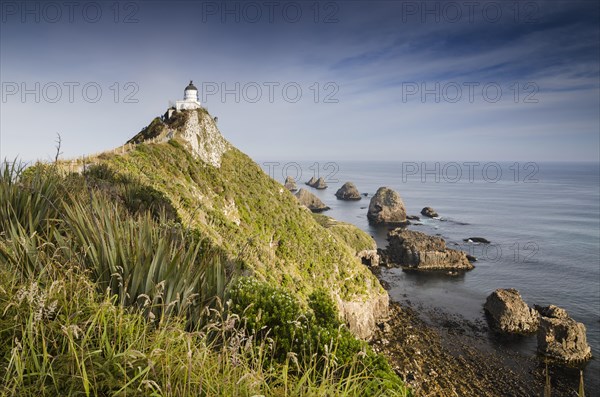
[175,80,202,111]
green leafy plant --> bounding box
[227,277,409,396]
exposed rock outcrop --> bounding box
[357,249,380,267]
[337,289,389,340]
[420,207,439,218]
[284,176,298,192]
[535,305,592,362]
[313,177,328,189]
[335,182,361,200]
[483,289,539,334]
[386,229,474,270]
[180,109,230,167]
[535,304,568,319]
[464,237,491,244]
[367,187,408,225]
[295,188,329,212]
[305,176,327,189]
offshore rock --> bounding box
[335,182,361,200]
[484,289,539,334]
[386,229,473,270]
[295,188,329,212]
[420,207,439,218]
[464,237,491,244]
[284,176,298,192]
[313,177,328,189]
[535,305,592,362]
[367,187,408,225]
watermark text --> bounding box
[401,162,539,183]
[1,1,140,24]
[1,81,140,103]
[202,82,339,104]
[401,82,539,104]
[200,1,340,24]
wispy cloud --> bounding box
[0,0,598,162]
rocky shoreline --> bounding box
[370,298,585,397]
[371,301,538,396]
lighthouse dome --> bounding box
[185,80,198,91]
[184,80,198,101]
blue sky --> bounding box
[1,0,598,162]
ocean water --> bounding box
[262,160,600,391]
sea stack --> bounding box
[313,177,328,189]
[420,207,439,218]
[295,188,330,212]
[284,176,298,192]
[367,187,407,225]
[335,182,361,200]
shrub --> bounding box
[227,277,303,357]
[309,289,341,329]
[227,277,409,396]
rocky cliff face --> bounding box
[96,108,387,339]
[338,290,389,340]
[180,109,230,167]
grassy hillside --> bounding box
[92,109,383,306]
[312,214,377,253]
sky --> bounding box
[0,0,599,162]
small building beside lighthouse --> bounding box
[175,80,202,111]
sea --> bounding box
[261,160,600,393]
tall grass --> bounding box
[1,271,407,396]
[58,192,228,325]
[0,162,228,326]
[0,162,64,278]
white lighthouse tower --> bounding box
[175,80,202,111]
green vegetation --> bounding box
[0,270,405,396]
[126,117,166,144]
[312,214,376,253]
[0,162,226,325]
[228,279,407,395]
[93,110,383,305]
[0,160,409,395]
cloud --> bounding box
[0,0,598,162]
